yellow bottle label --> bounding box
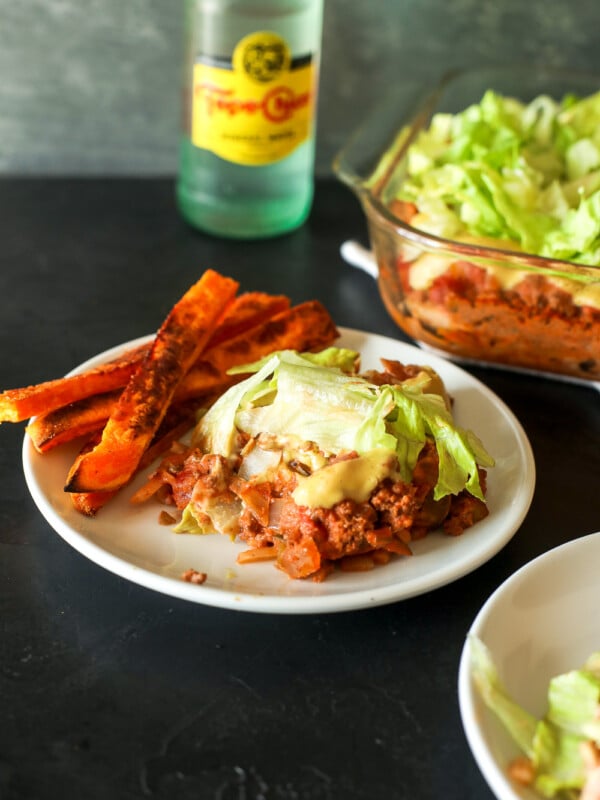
[191,31,316,166]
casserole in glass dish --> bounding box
[334,66,600,383]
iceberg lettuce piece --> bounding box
[542,191,600,264]
[226,346,359,376]
[558,90,600,142]
[566,139,600,181]
[532,720,586,797]
[194,349,494,501]
[235,357,384,456]
[175,493,242,537]
[547,667,600,741]
[469,635,538,758]
[195,353,282,457]
[379,385,428,483]
[389,387,493,500]
[174,503,213,535]
[353,386,399,456]
[583,653,600,678]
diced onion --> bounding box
[238,447,281,481]
[267,498,286,529]
[206,498,242,536]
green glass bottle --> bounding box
[177,0,324,239]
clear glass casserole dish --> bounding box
[333,66,600,383]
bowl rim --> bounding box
[333,64,600,279]
[457,530,600,800]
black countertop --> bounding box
[1,178,599,800]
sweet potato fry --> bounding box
[0,292,288,424]
[118,292,290,368]
[206,299,339,369]
[0,360,139,424]
[113,293,290,364]
[26,390,121,453]
[67,431,109,515]
[22,292,288,451]
[70,411,198,516]
[34,300,338,454]
[70,490,112,517]
[204,292,290,348]
[65,270,238,494]
[175,300,339,401]
[207,299,340,370]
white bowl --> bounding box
[458,531,600,800]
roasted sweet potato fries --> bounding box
[1,270,339,515]
[65,270,240,494]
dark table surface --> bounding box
[1,178,599,800]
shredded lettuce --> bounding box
[469,635,538,758]
[174,504,212,535]
[395,88,600,266]
[227,346,359,375]
[547,668,600,742]
[533,721,586,797]
[469,636,600,797]
[195,348,494,501]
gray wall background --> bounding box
[1,0,598,177]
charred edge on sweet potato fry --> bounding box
[64,270,239,494]
[26,390,121,453]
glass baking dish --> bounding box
[334,66,600,384]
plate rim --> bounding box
[22,326,536,614]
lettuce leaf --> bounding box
[532,720,586,797]
[195,349,494,500]
[469,635,538,758]
[547,666,600,741]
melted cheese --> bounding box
[291,450,398,509]
[407,250,600,309]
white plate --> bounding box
[458,531,600,800]
[22,328,535,614]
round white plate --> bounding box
[458,531,600,800]
[22,328,535,614]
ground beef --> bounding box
[369,479,421,541]
[444,492,489,536]
[237,506,276,548]
[309,500,378,560]
[166,434,489,579]
[233,440,489,578]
